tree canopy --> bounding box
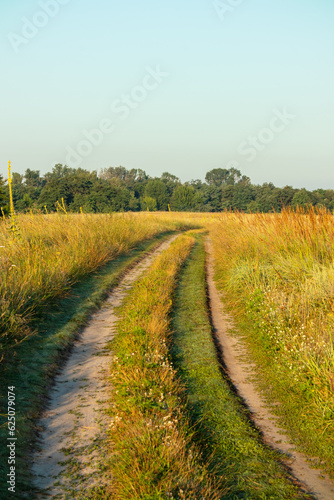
[2,164,333,214]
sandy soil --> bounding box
[205,239,334,500]
[31,235,178,499]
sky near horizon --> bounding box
[0,0,333,189]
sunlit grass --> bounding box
[1,206,333,492]
[0,233,180,498]
[210,207,334,473]
[0,212,199,358]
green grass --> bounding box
[107,232,226,499]
[0,232,177,499]
[171,235,313,500]
[232,296,334,476]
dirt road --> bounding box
[31,235,178,498]
[31,235,334,499]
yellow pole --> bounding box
[8,161,15,217]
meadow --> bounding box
[0,209,333,498]
[0,212,199,359]
[210,208,334,472]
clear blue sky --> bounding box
[1,0,333,189]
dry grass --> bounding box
[210,207,334,470]
[0,212,197,358]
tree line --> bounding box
[0,164,333,214]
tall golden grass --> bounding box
[0,212,196,357]
[210,207,334,460]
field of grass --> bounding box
[0,212,198,359]
[210,208,334,474]
[0,232,189,498]
[0,209,333,498]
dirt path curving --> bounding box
[205,239,334,500]
[31,235,179,499]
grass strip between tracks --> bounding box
[0,232,179,499]
[171,234,312,500]
[108,232,226,500]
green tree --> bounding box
[205,168,244,187]
[231,184,255,211]
[160,172,181,197]
[161,172,180,184]
[24,169,42,188]
[69,193,95,213]
[128,192,140,211]
[170,185,196,211]
[39,168,97,211]
[38,178,72,211]
[100,166,149,186]
[311,189,334,211]
[12,172,23,185]
[247,200,261,213]
[221,185,235,210]
[141,196,157,211]
[205,168,230,187]
[144,180,169,210]
[100,166,128,182]
[291,189,313,209]
[44,164,76,181]
[203,185,222,212]
[275,186,296,211]
[254,183,280,212]
[86,181,131,212]
[21,193,34,210]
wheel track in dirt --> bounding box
[31,234,334,499]
[31,234,179,499]
[205,238,334,500]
